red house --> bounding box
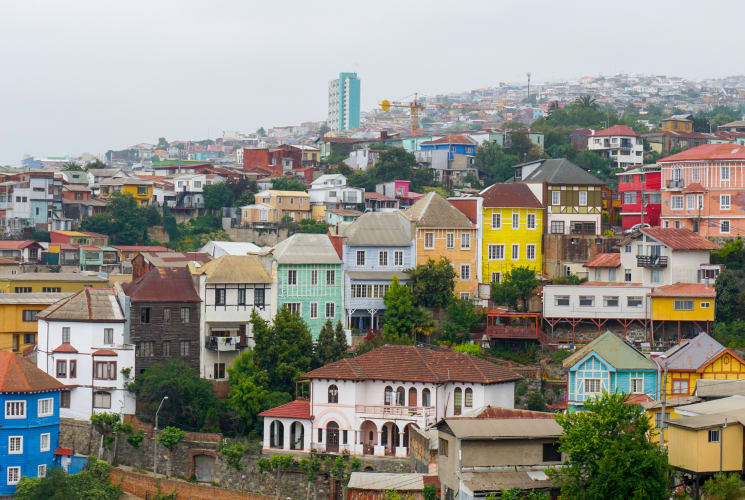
[616,164,661,231]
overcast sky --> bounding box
[1,0,743,165]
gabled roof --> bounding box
[124,267,201,303]
[641,227,718,250]
[271,233,342,265]
[583,253,620,268]
[649,283,716,298]
[258,399,311,419]
[675,395,745,416]
[343,212,412,247]
[111,245,170,252]
[682,183,706,193]
[514,159,604,185]
[52,343,78,353]
[404,192,473,229]
[451,406,556,420]
[443,417,562,439]
[37,288,125,322]
[660,143,745,162]
[591,125,639,138]
[304,345,521,384]
[562,331,656,370]
[138,251,212,268]
[0,240,42,250]
[421,134,476,146]
[193,255,271,284]
[479,183,542,209]
[0,351,65,393]
[662,333,727,371]
[198,241,261,256]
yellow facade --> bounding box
[651,296,715,322]
[482,207,543,284]
[662,119,693,133]
[311,204,327,222]
[0,276,108,294]
[414,227,478,299]
[663,350,745,397]
[668,424,743,473]
[645,406,687,444]
[121,184,153,205]
[0,298,66,352]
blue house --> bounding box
[0,351,64,494]
[340,212,414,332]
[419,134,477,159]
[562,331,658,411]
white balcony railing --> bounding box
[355,405,435,418]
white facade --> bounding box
[587,133,644,168]
[36,320,135,420]
[261,378,514,457]
[543,284,653,320]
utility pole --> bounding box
[659,355,668,450]
[526,72,531,101]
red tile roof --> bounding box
[53,343,78,353]
[682,183,706,193]
[92,349,117,356]
[452,406,555,419]
[304,345,521,384]
[54,448,73,456]
[258,399,311,419]
[479,183,543,209]
[112,245,170,252]
[649,283,716,298]
[583,253,621,268]
[123,266,202,303]
[591,125,639,138]
[365,192,395,201]
[0,258,18,265]
[0,240,40,250]
[0,351,65,393]
[625,394,654,405]
[421,134,477,146]
[660,143,745,162]
[642,227,718,251]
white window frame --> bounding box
[631,378,644,394]
[40,432,50,452]
[378,251,388,266]
[446,232,454,249]
[7,466,20,485]
[511,244,519,261]
[492,212,501,229]
[5,400,25,419]
[460,264,470,281]
[579,191,587,206]
[488,244,505,261]
[671,195,683,210]
[721,220,731,234]
[287,269,297,285]
[526,244,536,261]
[460,232,470,250]
[93,390,112,409]
[286,302,301,316]
[310,270,318,285]
[326,270,336,285]
[394,251,403,266]
[603,296,619,307]
[721,166,730,181]
[555,295,570,307]
[721,194,731,210]
[628,296,643,308]
[38,464,47,478]
[551,190,560,206]
[38,398,53,417]
[424,232,434,249]
[356,250,365,266]
[491,272,501,284]
[8,436,23,454]
[579,295,595,307]
[325,302,335,319]
[709,429,721,443]
[674,300,694,311]
[701,301,711,309]
[309,302,318,319]
[584,378,601,394]
[512,212,519,229]
[526,213,536,230]
[686,194,695,210]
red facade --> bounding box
[242,146,303,177]
[617,167,661,230]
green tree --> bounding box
[702,473,745,500]
[203,183,233,212]
[227,347,271,433]
[256,127,267,137]
[716,270,744,323]
[440,298,485,344]
[374,148,416,182]
[156,137,169,150]
[574,95,599,109]
[315,319,346,367]
[271,176,306,191]
[526,391,547,411]
[257,455,296,498]
[252,308,314,395]
[220,440,247,470]
[507,132,538,161]
[128,360,219,431]
[157,426,185,477]
[475,141,520,184]
[712,113,736,130]
[90,412,120,462]
[63,161,83,171]
[406,257,456,309]
[333,320,349,359]
[422,484,438,500]
[713,320,745,348]
[15,457,120,500]
[382,276,417,345]
[550,392,669,500]
[125,430,145,470]
[491,266,539,312]
[299,457,322,500]
[85,159,107,170]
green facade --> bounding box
[277,263,343,340]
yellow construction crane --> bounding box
[380,93,496,136]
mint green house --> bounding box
[271,233,343,340]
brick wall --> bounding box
[130,301,201,375]
[110,467,276,500]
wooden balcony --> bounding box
[485,325,550,345]
[636,255,668,268]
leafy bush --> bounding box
[220,440,246,470]
[549,349,572,363]
[15,456,120,500]
[453,343,482,356]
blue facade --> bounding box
[567,352,657,412]
[0,390,61,494]
[336,72,360,131]
[420,141,476,160]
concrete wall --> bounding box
[461,438,560,467]
[224,227,290,247]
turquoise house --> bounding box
[562,332,658,411]
[271,233,343,340]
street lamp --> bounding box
[153,396,168,475]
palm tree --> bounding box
[575,95,599,109]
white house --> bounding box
[259,345,520,457]
[308,174,364,211]
[587,125,644,169]
[199,241,261,258]
[36,288,136,420]
[192,255,274,380]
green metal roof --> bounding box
[563,331,656,370]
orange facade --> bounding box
[414,227,478,299]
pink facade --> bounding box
[617,166,661,231]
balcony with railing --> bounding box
[637,255,668,268]
[355,404,435,420]
[205,336,245,351]
[667,179,684,190]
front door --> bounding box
[194,455,215,482]
[326,422,339,453]
[12,334,19,352]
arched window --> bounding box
[422,388,431,407]
[408,387,417,407]
[384,386,393,405]
[270,420,284,449]
[396,386,405,406]
[454,387,462,415]
[465,387,473,408]
[328,384,339,404]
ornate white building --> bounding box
[259,345,520,457]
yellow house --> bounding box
[254,190,311,222]
[656,331,745,399]
[98,178,154,205]
[650,283,716,345]
[479,183,543,284]
[404,192,479,299]
[668,408,745,474]
[661,115,693,133]
[0,293,71,352]
[642,396,701,445]
[0,272,109,294]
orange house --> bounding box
[659,143,745,237]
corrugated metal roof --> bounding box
[643,396,701,410]
[344,212,413,247]
[696,380,745,398]
[583,253,621,268]
[3,272,107,282]
[445,418,562,439]
[348,473,425,491]
[0,293,72,305]
[517,158,604,185]
[37,288,124,322]
[660,143,745,162]
[271,233,342,265]
[195,255,271,284]
[405,192,473,229]
[676,395,745,416]
[662,333,725,370]
[346,270,410,281]
[563,331,656,370]
[124,267,202,303]
[642,227,718,250]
